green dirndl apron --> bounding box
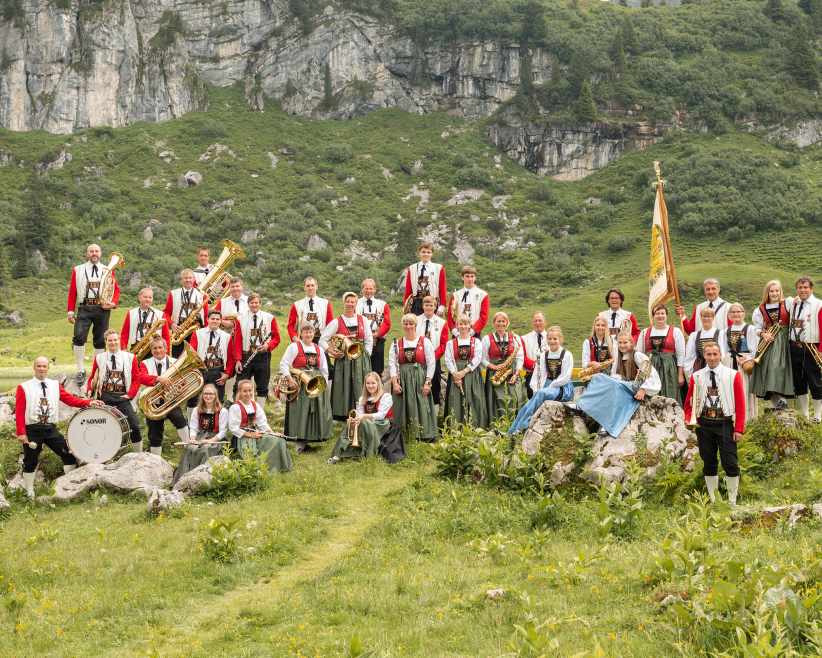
[394,362,437,441]
[331,352,371,420]
[484,364,526,426]
[650,351,680,402]
[285,368,333,442]
[331,417,390,460]
[750,323,794,399]
[444,359,488,428]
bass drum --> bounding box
[66,406,130,464]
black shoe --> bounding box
[773,398,788,410]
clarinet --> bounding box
[241,332,271,371]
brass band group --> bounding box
[14,239,822,505]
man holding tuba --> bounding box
[86,330,169,453]
[164,269,207,358]
[67,244,121,385]
[141,336,190,456]
[120,287,169,358]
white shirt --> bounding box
[443,337,484,373]
[719,324,759,368]
[407,261,444,300]
[752,303,783,332]
[143,355,174,377]
[355,392,393,421]
[692,297,730,331]
[125,306,164,346]
[416,314,446,352]
[319,315,374,356]
[530,348,573,391]
[521,330,547,369]
[388,337,436,379]
[93,350,137,394]
[194,327,232,368]
[581,336,611,368]
[292,296,331,332]
[21,377,61,425]
[192,264,213,286]
[189,407,229,440]
[237,310,276,352]
[481,333,525,371]
[610,351,661,396]
[169,287,205,324]
[686,364,739,426]
[450,286,488,335]
[683,328,725,379]
[356,297,389,334]
[786,295,822,343]
[279,342,330,382]
[228,400,272,437]
[221,294,249,321]
[637,325,686,367]
[73,260,109,304]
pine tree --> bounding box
[798,0,822,32]
[787,28,820,89]
[763,0,786,21]
[621,17,636,54]
[13,174,52,278]
[574,81,597,123]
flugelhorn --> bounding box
[138,343,205,420]
[197,240,245,301]
[99,252,125,305]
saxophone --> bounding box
[490,337,519,386]
[131,317,168,361]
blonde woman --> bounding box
[443,314,488,427]
[581,316,612,369]
[174,384,227,483]
[329,372,393,463]
[228,380,292,472]
[750,280,793,408]
[389,313,437,441]
[509,325,573,434]
[637,305,686,402]
[482,311,526,425]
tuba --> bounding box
[491,337,519,386]
[328,334,364,360]
[99,252,125,305]
[346,410,359,448]
[197,240,245,301]
[138,343,205,420]
[131,318,168,361]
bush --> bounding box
[530,182,554,203]
[529,491,569,530]
[324,143,353,164]
[455,165,492,189]
[200,517,242,562]
[607,236,633,252]
[208,451,271,501]
[595,476,644,540]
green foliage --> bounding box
[208,451,271,501]
[573,81,597,124]
[289,0,318,35]
[149,11,185,52]
[200,516,242,562]
[606,235,632,252]
[528,490,569,530]
[324,142,352,163]
[595,476,643,539]
[787,29,820,90]
[454,164,492,189]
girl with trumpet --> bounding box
[443,314,488,428]
[508,325,573,434]
[750,280,793,409]
[174,384,228,484]
[329,372,393,463]
[389,313,438,442]
[482,312,526,426]
[279,322,332,453]
[320,292,373,421]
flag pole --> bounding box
[653,161,681,306]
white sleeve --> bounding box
[279,343,297,376]
[718,331,728,357]
[443,340,457,373]
[216,408,229,440]
[581,339,592,368]
[684,334,697,379]
[746,326,759,354]
[362,319,373,355]
[355,400,365,415]
[318,319,338,350]
[636,329,647,355]
[255,405,272,434]
[480,336,492,367]
[514,335,524,371]
[636,352,661,395]
[423,338,436,380]
[751,307,765,331]
[469,340,483,371]
[188,408,200,437]
[674,328,686,367]
[370,393,392,421]
[317,348,330,382]
[228,404,244,439]
[549,351,573,388]
[388,340,399,378]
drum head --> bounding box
[66,406,128,464]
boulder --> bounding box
[53,463,105,501]
[178,171,203,187]
[52,453,173,501]
[267,152,279,169]
[146,488,186,515]
[0,310,25,327]
[446,189,484,206]
[760,504,809,529]
[0,394,14,422]
[0,488,10,512]
[306,234,328,251]
[173,455,229,495]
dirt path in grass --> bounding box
[114,467,419,657]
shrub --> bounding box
[595,476,644,540]
[324,143,352,164]
[530,182,554,203]
[529,491,569,530]
[455,165,492,189]
[606,235,633,252]
[200,517,242,562]
[208,451,271,501]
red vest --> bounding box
[238,401,257,428]
[759,302,789,328]
[364,398,394,419]
[338,315,365,339]
[488,332,514,361]
[644,326,675,353]
[398,337,426,365]
[588,337,611,363]
[452,337,476,361]
[293,342,320,369]
[198,410,218,432]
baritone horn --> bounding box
[99,252,125,305]
[138,343,205,420]
[197,240,246,301]
[275,368,327,402]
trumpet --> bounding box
[131,318,168,361]
[99,252,125,305]
[807,342,822,370]
[328,334,364,360]
[346,410,360,448]
[742,323,782,374]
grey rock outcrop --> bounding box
[172,455,229,495]
[147,487,185,514]
[53,452,173,501]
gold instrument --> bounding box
[138,343,205,420]
[197,240,246,300]
[170,301,205,345]
[807,342,822,370]
[131,318,168,361]
[346,410,360,448]
[275,367,327,403]
[99,252,125,305]
[328,334,364,360]
[742,323,782,375]
[632,356,653,391]
[490,338,519,386]
[575,358,614,383]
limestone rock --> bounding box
[147,488,185,515]
[452,237,475,265]
[53,452,173,501]
[766,119,822,149]
[36,150,72,172]
[31,250,48,274]
[0,310,24,327]
[158,150,176,163]
[491,195,510,209]
[241,229,259,243]
[0,488,9,512]
[0,394,14,422]
[199,143,236,162]
[761,504,809,528]
[173,455,229,495]
[179,171,203,187]
[447,189,484,206]
[143,226,154,242]
[403,184,429,212]
[307,234,328,251]
[267,152,279,169]
[53,463,106,501]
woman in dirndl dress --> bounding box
[720,303,759,422]
[750,279,794,408]
[508,325,574,434]
[229,380,293,472]
[320,292,373,421]
[482,312,526,426]
[443,314,488,428]
[280,322,333,453]
[581,316,613,369]
[329,372,393,463]
[173,384,227,483]
[389,313,437,442]
[637,304,686,402]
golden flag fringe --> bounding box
[647,161,680,319]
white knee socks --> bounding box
[725,476,739,506]
[704,475,719,502]
[797,395,810,418]
[132,441,143,453]
[813,398,822,421]
[149,446,162,456]
[22,472,35,498]
[73,345,86,372]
